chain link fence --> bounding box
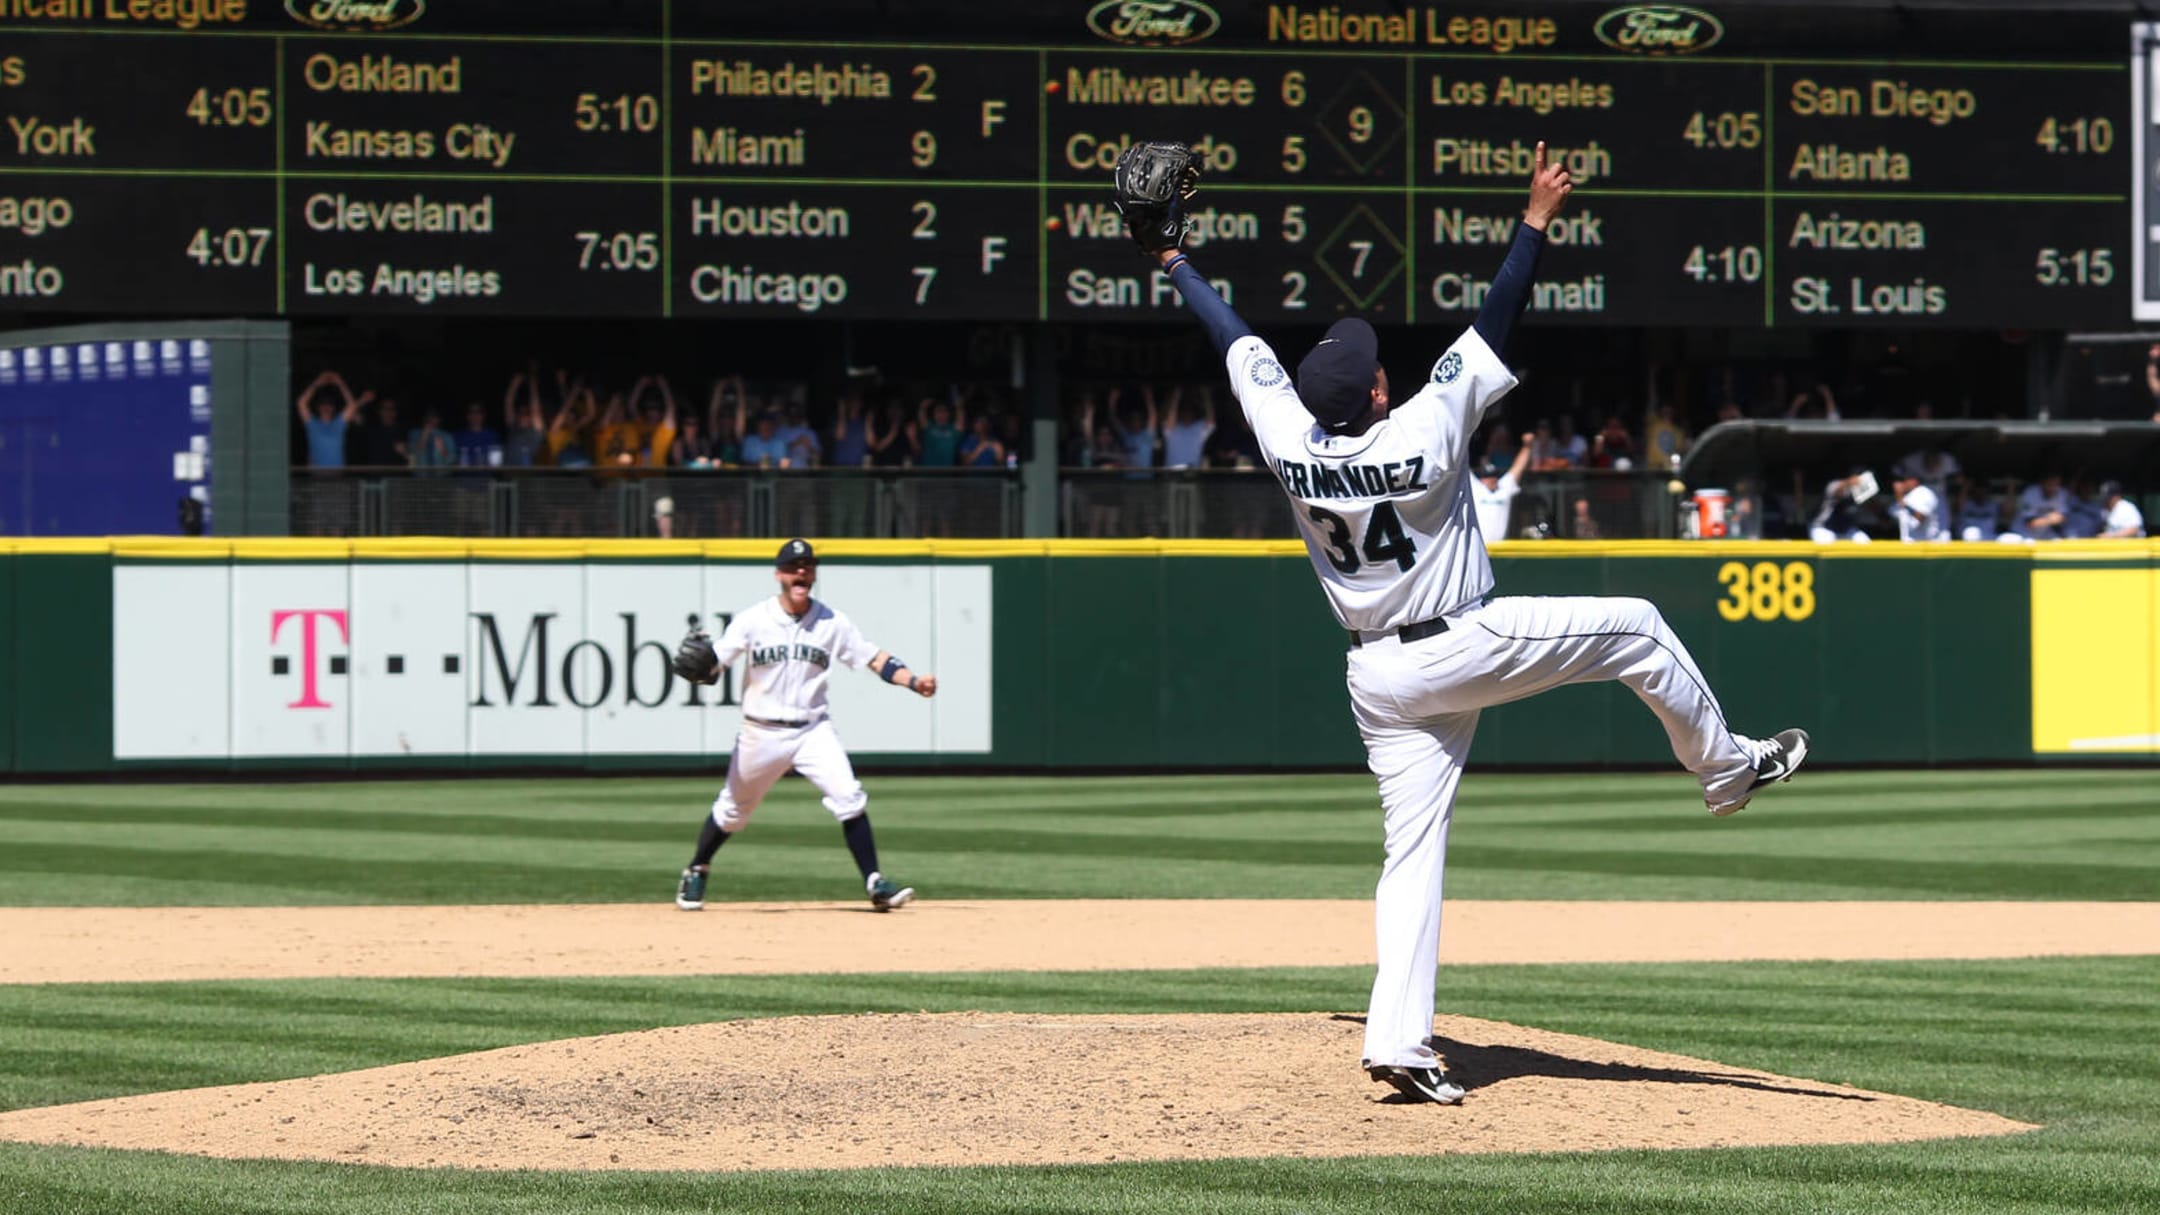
[290,469,1021,539]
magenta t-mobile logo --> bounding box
[271,609,349,709]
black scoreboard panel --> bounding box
[0,2,2135,328]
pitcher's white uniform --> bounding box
[1227,328,1774,1073]
[706,595,881,831]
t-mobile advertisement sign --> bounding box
[112,562,993,759]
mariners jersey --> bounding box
[1226,328,1517,633]
[711,596,880,722]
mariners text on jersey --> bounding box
[1278,455,1431,499]
[750,642,831,668]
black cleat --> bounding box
[1710,727,1810,817]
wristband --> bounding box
[877,656,907,684]
[1162,253,1189,274]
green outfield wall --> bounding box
[1,537,2153,774]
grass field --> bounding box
[2,769,2156,1214]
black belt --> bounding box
[746,715,809,728]
[1346,616,1450,649]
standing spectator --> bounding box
[2015,474,2075,540]
[1554,414,1588,467]
[830,393,871,468]
[995,409,1026,468]
[1727,476,1765,540]
[1204,410,1260,469]
[406,408,455,468]
[705,375,748,466]
[296,370,369,467]
[1642,366,1689,468]
[1786,384,1841,421]
[777,403,821,468]
[867,399,916,467]
[1889,470,1943,542]
[741,409,791,467]
[451,402,500,467]
[1589,414,1637,469]
[1893,444,1961,506]
[1952,476,2005,542]
[501,368,545,467]
[1160,384,1215,468]
[670,413,715,468]
[1526,418,1569,471]
[595,392,644,465]
[1472,432,1534,546]
[549,387,597,468]
[916,394,964,467]
[630,376,679,467]
[358,395,406,466]
[2098,481,2147,537]
[1808,467,1876,543]
[1568,498,1602,539]
[960,414,1005,468]
[1113,386,1161,470]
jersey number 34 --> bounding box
[1309,502,1418,575]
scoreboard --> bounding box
[0,0,2138,327]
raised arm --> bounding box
[1472,141,1572,358]
[295,370,335,423]
[1508,431,1535,483]
[1151,247,1254,358]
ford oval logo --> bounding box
[285,0,425,33]
[1594,5,1724,55]
[1086,0,1222,47]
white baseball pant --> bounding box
[1348,595,1766,1070]
[709,719,868,831]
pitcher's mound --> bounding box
[0,1013,2033,1171]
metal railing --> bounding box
[1057,468,1683,540]
[291,468,1022,539]
[288,467,1682,540]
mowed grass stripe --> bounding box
[0,770,2153,905]
[1,958,2158,1213]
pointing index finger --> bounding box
[1535,140,1548,173]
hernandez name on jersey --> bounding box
[1226,328,1518,634]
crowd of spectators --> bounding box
[293,354,2150,543]
[295,367,1030,473]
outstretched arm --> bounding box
[1473,141,1572,357]
[868,648,936,698]
[1151,247,1253,358]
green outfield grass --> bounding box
[0,768,2155,905]
[1,958,2156,1214]
[1,770,2154,1213]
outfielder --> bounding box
[670,539,936,912]
[1113,140,1808,1104]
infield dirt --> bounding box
[0,898,2129,1169]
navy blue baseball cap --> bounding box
[775,538,816,567]
[1296,318,1380,432]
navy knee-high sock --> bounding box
[840,814,880,879]
[690,816,729,868]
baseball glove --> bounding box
[1112,140,1201,257]
[673,628,719,685]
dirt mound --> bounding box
[0,1013,2033,1171]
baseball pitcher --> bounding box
[1114,139,1809,1104]
[670,539,936,912]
